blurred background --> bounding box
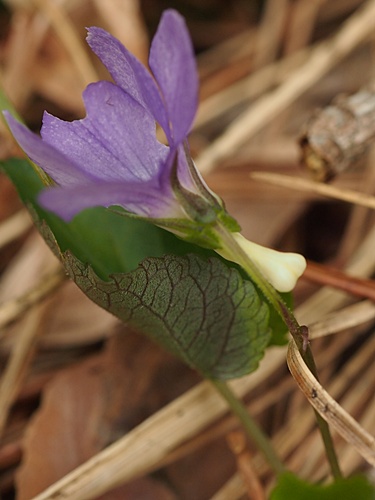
[1,1,375,498]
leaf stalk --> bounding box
[210,378,285,475]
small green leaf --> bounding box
[64,252,271,379]
[270,472,375,500]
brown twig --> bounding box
[0,267,66,334]
[227,431,266,500]
[0,211,31,250]
[252,0,289,69]
[303,260,375,302]
[250,171,375,209]
[31,0,98,87]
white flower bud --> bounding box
[217,233,306,293]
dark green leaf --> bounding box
[270,472,375,500]
[64,252,271,379]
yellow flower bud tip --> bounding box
[217,233,307,293]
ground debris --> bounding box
[300,88,375,181]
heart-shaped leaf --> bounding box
[1,157,289,377]
[64,252,271,379]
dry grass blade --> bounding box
[31,0,98,86]
[296,217,375,324]
[284,0,325,54]
[197,0,375,174]
[252,0,289,69]
[250,171,375,209]
[0,305,42,435]
[287,341,375,467]
[308,300,375,339]
[0,267,66,335]
[226,431,266,500]
[0,265,66,435]
[210,474,245,500]
[0,210,31,250]
[195,47,309,129]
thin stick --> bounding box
[0,210,31,250]
[32,0,98,86]
[197,0,375,173]
[250,172,375,210]
[252,0,289,69]
[195,48,309,129]
[284,0,324,54]
[226,431,266,500]
[308,300,375,339]
[0,267,66,335]
[303,260,375,302]
[0,306,42,435]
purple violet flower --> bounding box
[4,10,225,232]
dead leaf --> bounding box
[16,332,197,498]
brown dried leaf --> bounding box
[16,353,104,499]
[96,478,177,500]
[16,332,193,498]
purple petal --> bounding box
[149,10,198,145]
[86,27,170,141]
[39,181,184,221]
[41,81,169,183]
[4,112,90,186]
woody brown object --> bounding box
[300,89,375,181]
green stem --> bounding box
[215,222,343,479]
[211,378,285,475]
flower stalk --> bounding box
[211,378,286,475]
[214,221,343,479]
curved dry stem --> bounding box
[287,340,375,467]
